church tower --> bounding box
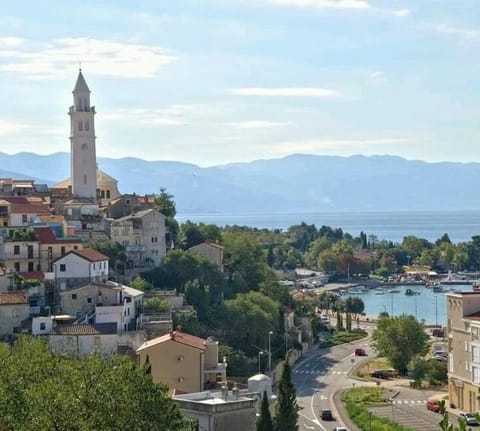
[69,69,97,199]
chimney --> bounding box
[221,383,228,401]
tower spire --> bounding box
[73,69,90,93]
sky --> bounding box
[0,0,479,167]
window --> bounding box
[22,214,28,224]
[87,297,92,303]
[40,322,46,331]
[474,367,480,384]
[60,264,66,272]
[473,346,480,364]
[106,190,110,199]
[61,246,66,256]
[28,262,34,272]
[85,120,89,131]
[72,294,77,300]
[78,120,83,131]
[14,262,20,272]
[101,190,105,198]
[74,245,78,250]
[13,245,20,255]
[93,263,96,270]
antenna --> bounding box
[79,61,82,72]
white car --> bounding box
[333,427,349,431]
[459,412,479,426]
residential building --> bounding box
[103,194,154,219]
[48,322,118,357]
[136,328,227,394]
[58,282,143,332]
[173,388,256,431]
[447,291,480,412]
[188,241,225,272]
[0,197,51,227]
[53,248,109,290]
[0,291,29,337]
[110,209,167,266]
[34,226,83,272]
[0,237,40,273]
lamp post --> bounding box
[258,351,264,374]
[268,331,273,374]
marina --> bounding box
[341,283,473,325]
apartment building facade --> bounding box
[447,291,480,412]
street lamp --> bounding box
[268,331,274,373]
[258,351,264,374]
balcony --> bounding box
[126,245,145,252]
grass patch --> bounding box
[342,387,416,431]
[356,357,392,378]
[318,329,367,348]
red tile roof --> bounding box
[137,328,207,352]
[34,226,57,243]
[72,248,109,262]
[0,291,28,305]
[18,271,45,280]
[465,313,480,322]
[51,323,117,335]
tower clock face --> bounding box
[81,143,88,150]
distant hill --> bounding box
[1,151,480,213]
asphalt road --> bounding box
[292,336,454,431]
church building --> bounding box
[53,70,120,204]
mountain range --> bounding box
[1,151,480,214]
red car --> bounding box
[355,348,367,356]
[426,399,441,413]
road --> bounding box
[292,336,452,431]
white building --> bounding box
[0,291,29,337]
[58,282,144,332]
[52,248,109,290]
[110,209,167,266]
[48,322,119,357]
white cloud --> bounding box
[263,0,409,17]
[230,87,337,97]
[432,24,480,44]
[229,120,292,129]
[369,70,387,82]
[0,37,177,79]
[0,119,25,135]
[265,0,371,10]
[102,108,188,126]
[0,36,24,47]
[393,8,409,18]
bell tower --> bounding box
[69,69,97,199]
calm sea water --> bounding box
[176,210,480,244]
[344,284,473,326]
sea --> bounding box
[343,284,472,326]
[176,210,480,244]
[176,210,480,324]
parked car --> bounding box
[333,428,349,431]
[426,399,441,413]
[370,369,398,379]
[459,412,479,426]
[355,348,367,356]
[321,409,333,421]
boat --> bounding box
[405,288,420,296]
[374,288,385,295]
[433,285,446,293]
[387,288,400,293]
[473,282,480,292]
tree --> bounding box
[372,314,429,375]
[154,187,179,244]
[408,355,428,388]
[274,354,298,431]
[144,297,171,314]
[223,291,279,356]
[257,391,274,431]
[0,336,191,431]
[130,276,150,291]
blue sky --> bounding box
[0,0,479,166]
